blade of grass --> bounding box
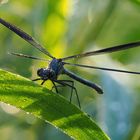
[0,69,110,140]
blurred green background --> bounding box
[0,0,140,140]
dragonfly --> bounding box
[0,17,140,108]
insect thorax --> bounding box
[37,59,64,80]
[48,59,64,75]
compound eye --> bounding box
[37,68,44,77]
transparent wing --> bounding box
[9,52,50,62]
[64,62,140,75]
[0,18,54,59]
[62,41,140,61]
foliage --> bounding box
[0,0,140,140]
[0,69,110,140]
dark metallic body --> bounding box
[1,17,140,108]
[36,58,103,94]
[38,59,64,80]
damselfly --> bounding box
[0,18,140,108]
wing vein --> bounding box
[62,41,140,60]
[0,18,54,59]
[64,62,140,75]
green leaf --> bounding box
[0,69,110,140]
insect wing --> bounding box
[0,18,54,58]
[62,41,140,60]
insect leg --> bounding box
[59,80,74,103]
[32,78,42,81]
[41,80,46,85]
[51,81,59,93]
[55,80,81,108]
